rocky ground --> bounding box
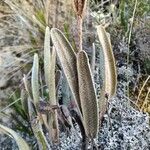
[0,0,150,150]
[1,85,149,149]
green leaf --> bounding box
[31,53,39,108]
[44,26,51,91]
[28,98,50,150]
[97,25,117,99]
[44,26,59,142]
[0,124,30,150]
[77,50,99,139]
[51,28,81,114]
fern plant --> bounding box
[1,23,117,150]
[51,25,117,148]
[1,1,117,149]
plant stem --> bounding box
[127,0,138,99]
[77,16,83,51]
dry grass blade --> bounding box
[4,0,34,29]
[32,15,45,31]
[51,28,81,114]
[0,124,30,150]
[31,53,39,108]
[97,25,117,99]
[77,50,99,139]
[21,88,28,114]
[141,88,150,112]
[23,74,31,97]
[136,75,150,104]
[4,0,44,24]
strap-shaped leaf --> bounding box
[62,75,71,106]
[91,43,96,74]
[0,124,30,150]
[49,47,56,105]
[49,47,59,142]
[44,27,57,105]
[97,25,117,99]
[44,26,51,91]
[55,70,62,92]
[31,53,39,107]
[27,98,50,149]
[77,50,99,139]
[97,44,106,125]
[51,28,81,114]
[44,27,59,142]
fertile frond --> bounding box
[77,50,99,139]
